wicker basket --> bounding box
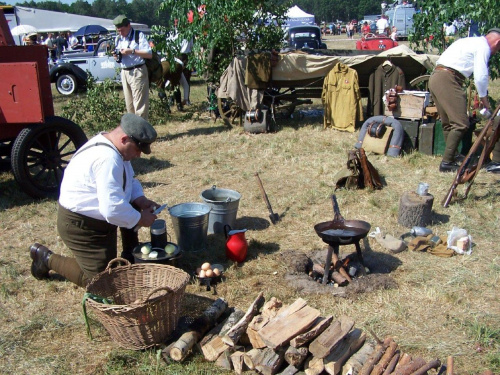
[85,258,190,350]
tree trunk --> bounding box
[398,191,434,228]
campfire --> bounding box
[308,252,365,286]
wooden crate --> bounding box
[385,91,429,120]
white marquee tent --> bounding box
[285,5,315,27]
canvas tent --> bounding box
[7,6,148,44]
[285,5,315,28]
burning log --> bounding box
[312,263,349,286]
[223,291,265,347]
[284,346,308,367]
[290,315,333,348]
[410,359,441,375]
[170,297,228,361]
[309,316,355,359]
[323,328,366,375]
[342,341,375,375]
[332,253,352,282]
[258,298,321,349]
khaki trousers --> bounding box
[121,64,149,120]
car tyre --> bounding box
[56,73,78,95]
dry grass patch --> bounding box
[1,38,499,374]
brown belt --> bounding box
[434,65,466,81]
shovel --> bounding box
[255,172,280,224]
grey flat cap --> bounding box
[121,113,157,154]
[113,15,130,27]
[487,28,500,35]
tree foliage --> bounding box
[410,0,500,78]
[154,0,290,84]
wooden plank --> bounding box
[258,298,321,349]
[290,315,333,348]
[323,328,366,375]
[309,316,355,359]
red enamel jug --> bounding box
[224,225,248,263]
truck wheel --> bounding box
[56,73,78,95]
[11,116,87,199]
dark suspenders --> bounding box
[72,142,126,190]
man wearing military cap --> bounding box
[113,14,152,120]
[29,114,159,287]
[429,28,500,173]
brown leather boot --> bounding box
[29,243,53,280]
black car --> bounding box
[286,25,327,50]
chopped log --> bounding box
[342,341,375,375]
[258,298,321,349]
[285,346,309,367]
[359,337,392,375]
[305,356,325,375]
[215,349,233,370]
[278,364,300,375]
[410,359,441,375]
[230,350,247,375]
[446,356,453,375]
[248,326,268,349]
[200,335,230,361]
[170,297,228,361]
[309,316,355,359]
[371,339,398,375]
[219,308,245,337]
[398,191,434,228]
[396,353,412,367]
[249,314,271,331]
[391,357,426,375]
[324,328,366,375]
[243,348,262,370]
[254,347,286,375]
[161,341,176,363]
[262,296,283,318]
[331,271,349,286]
[382,351,400,375]
[223,291,265,347]
[290,315,333,348]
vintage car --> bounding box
[49,38,120,95]
[356,33,398,51]
[286,25,327,50]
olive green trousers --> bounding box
[52,204,138,287]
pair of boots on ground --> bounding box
[439,128,500,173]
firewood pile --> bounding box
[309,252,361,286]
[162,292,445,375]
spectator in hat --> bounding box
[429,28,500,173]
[113,14,152,120]
[29,114,159,287]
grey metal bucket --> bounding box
[200,185,241,234]
[169,202,211,252]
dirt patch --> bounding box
[279,249,398,296]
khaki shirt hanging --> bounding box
[322,63,363,132]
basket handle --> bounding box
[105,257,131,274]
[142,286,174,304]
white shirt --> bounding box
[59,133,144,229]
[116,28,151,68]
[376,18,389,34]
[436,36,491,97]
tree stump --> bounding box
[398,191,434,227]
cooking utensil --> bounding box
[195,264,224,293]
[132,242,181,264]
[255,172,280,224]
[314,195,371,284]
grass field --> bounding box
[0,35,499,374]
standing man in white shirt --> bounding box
[113,15,152,120]
[29,114,159,287]
[429,28,500,173]
[376,15,389,35]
